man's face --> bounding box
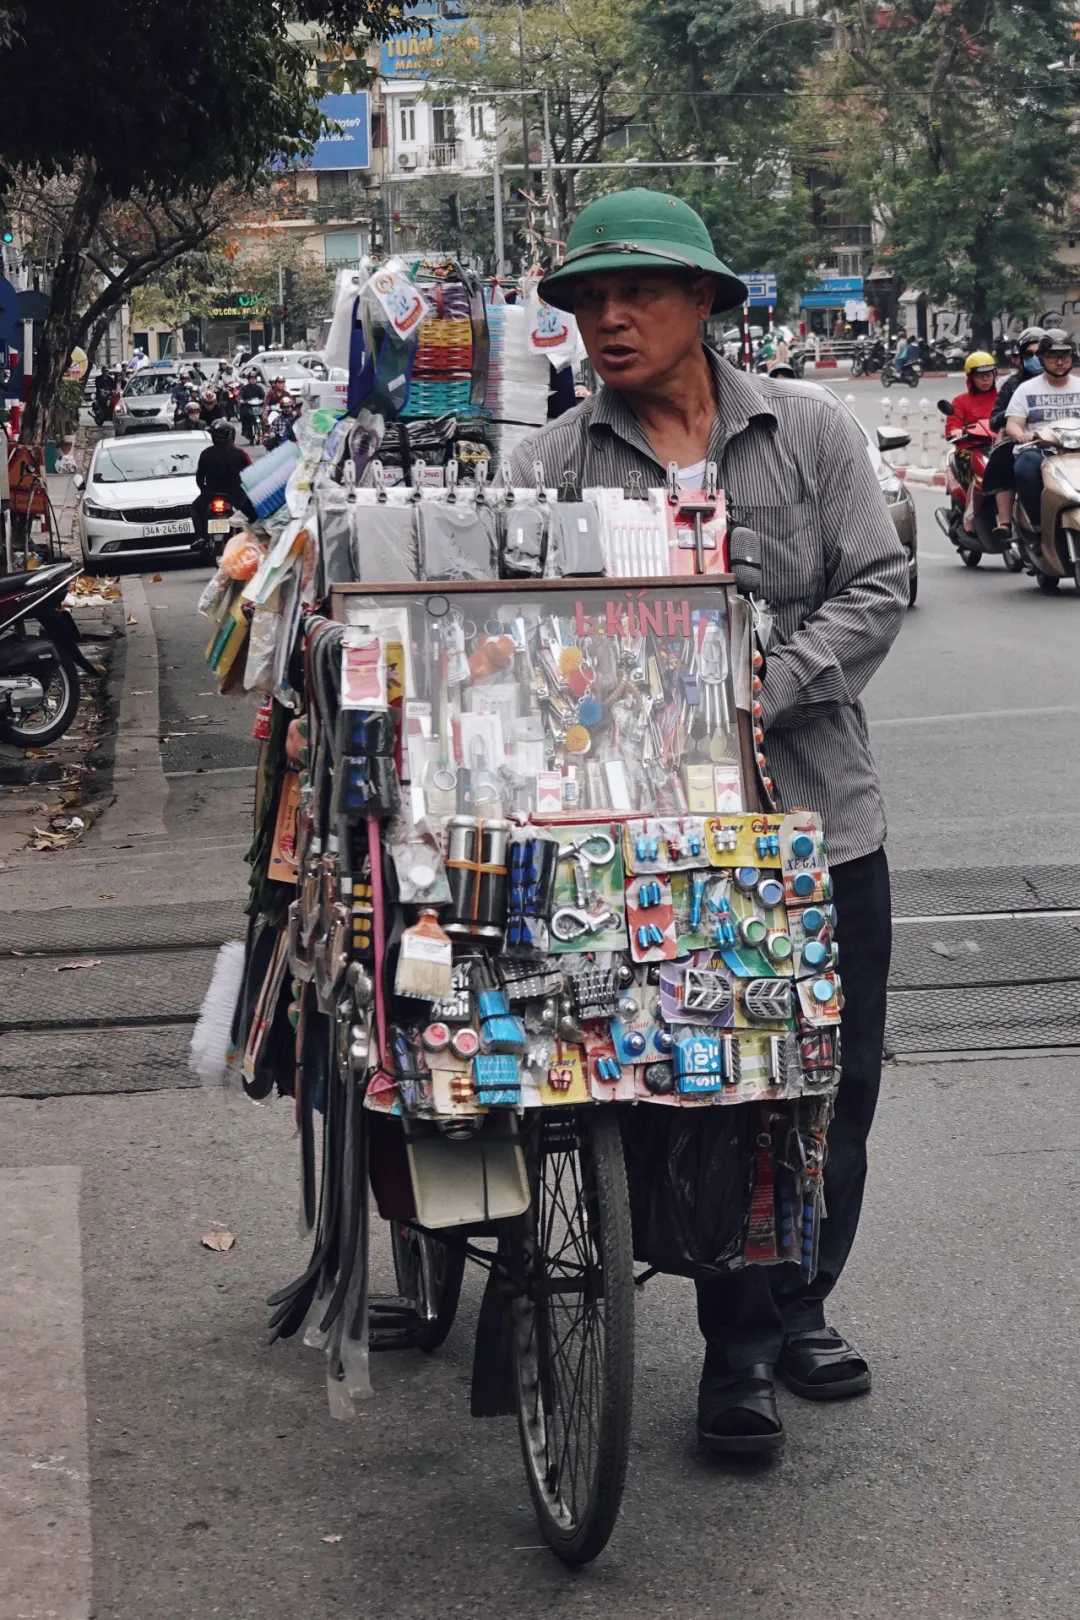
[1043,348,1073,380]
[569,270,714,391]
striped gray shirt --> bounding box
[507,348,908,866]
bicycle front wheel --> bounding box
[512,1108,634,1566]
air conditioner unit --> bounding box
[399,153,417,170]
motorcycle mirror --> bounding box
[936,400,952,415]
[729,526,762,597]
[877,427,911,452]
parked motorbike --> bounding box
[881,354,922,388]
[926,340,966,372]
[932,401,1023,571]
[0,560,100,747]
[851,338,886,378]
[1010,417,1080,593]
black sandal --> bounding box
[697,1363,784,1455]
[777,1327,871,1400]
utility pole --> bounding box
[542,89,562,247]
[492,157,506,277]
[517,3,531,191]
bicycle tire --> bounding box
[511,1108,634,1566]
[390,1222,466,1352]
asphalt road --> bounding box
[3,372,1079,1620]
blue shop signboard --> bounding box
[800,275,864,311]
[379,5,480,80]
[310,93,372,171]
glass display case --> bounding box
[332,576,750,823]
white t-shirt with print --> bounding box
[1005,373,1080,427]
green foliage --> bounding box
[629,0,827,314]
[0,0,404,195]
[823,0,1079,334]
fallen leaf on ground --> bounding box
[55,959,104,972]
[321,1535,342,1545]
[200,1228,236,1252]
[150,572,162,582]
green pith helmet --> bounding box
[538,188,748,314]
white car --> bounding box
[74,431,212,569]
[114,369,180,434]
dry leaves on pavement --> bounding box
[200,1229,236,1252]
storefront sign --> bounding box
[379,9,480,80]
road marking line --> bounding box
[873,704,1080,727]
[894,908,1080,925]
[0,1165,92,1619]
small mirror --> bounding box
[877,427,911,452]
[73,474,86,492]
[936,399,953,415]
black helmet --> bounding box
[1017,326,1045,352]
[210,417,235,445]
[1039,328,1076,358]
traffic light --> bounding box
[1,223,13,245]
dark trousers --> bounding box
[1013,447,1045,528]
[696,846,892,1374]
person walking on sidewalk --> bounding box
[507,187,908,1456]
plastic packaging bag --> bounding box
[621,1105,756,1278]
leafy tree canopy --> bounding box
[0,0,406,195]
[822,0,1079,336]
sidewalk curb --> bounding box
[109,576,167,839]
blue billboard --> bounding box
[379,11,480,80]
[311,93,371,171]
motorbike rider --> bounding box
[944,351,1008,536]
[1005,328,1080,528]
[238,369,265,441]
[198,383,220,426]
[893,329,921,373]
[990,327,1046,430]
[980,328,1045,539]
[171,370,195,415]
[179,399,205,430]
[192,418,256,536]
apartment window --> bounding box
[399,102,417,144]
[317,170,354,200]
[432,105,456,147]
[469,102,488,139]
[324,230,362,266]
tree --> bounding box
[8,171,256,438]
[822,0,1079,342]
[129,252,231,355]
[0,0,405,441]
[438,0,646,235]
[629,0,829,315]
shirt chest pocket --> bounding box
[725,497,823,609]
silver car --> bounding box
[113,369,180,434]
[74,431,211,569]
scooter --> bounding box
[1010,417,1080,593]
[0,560,100,748]
[195,492,247,558]
[933,401,1023,570]
[881,354,922,388]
